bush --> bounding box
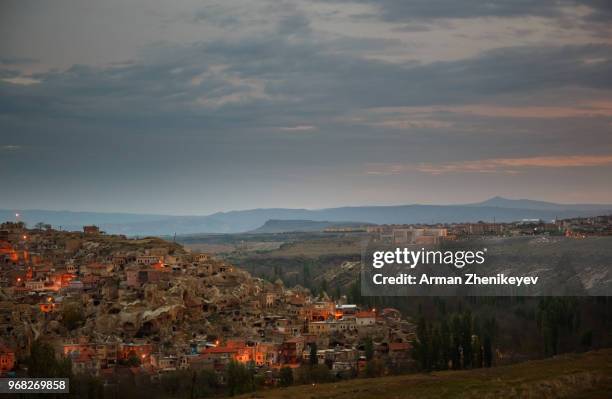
[61,302,85,330]
[226,360,254,396]
[307,364,334,383]
[27,340,73,380]
[279,366,293,387]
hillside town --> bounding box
[1,214,611,390]
[0,220,415,387]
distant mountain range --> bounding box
[468,196,612,211]
[2,197,611,236]
[249,220,370,234]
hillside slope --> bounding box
[244,349,612,399]
[249,219,367,233]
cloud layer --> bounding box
[1,0,612,213]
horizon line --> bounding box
[3,196,612,218]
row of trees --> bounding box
[412,311,496,371]
[537,297,580,355]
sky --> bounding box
[1,0,612,215]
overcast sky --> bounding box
[1,0,612,215]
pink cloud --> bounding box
[367,155,612,176]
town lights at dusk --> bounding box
[1,0,611,397]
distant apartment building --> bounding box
[83,225,100,235]
[392,228,447,244]
[466,222,503,235]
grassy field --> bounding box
[241,349,612,399]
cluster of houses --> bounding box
[559,215,612,237]
[0,221,415,383]
[54,295,412,381]
[366,215,612,244]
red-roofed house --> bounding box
[355,311,376,326]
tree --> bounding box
[28,340,73,378]
[279,366,293,387]
[72,374,105,399]
[440,318,451,370]
[363,336,374,361]
[28,340,58,377]
[303,263,311,288]
[537,298,579,356]
[412,316,429,370]
[246,360,256,392]
[61,302,85,330]
[320,279,328,296]
[483,335,493,367]
[309,343,318,366]
[430,325,441,369]
[348,274,362,304]
[450,314,462,369]
[334,283,341,300]
[365,358,385,378]
[227,360,250,396]
[461,311,473,368]
[125,353,141,367]
[581,330,593,350]
[473,336,483,368]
